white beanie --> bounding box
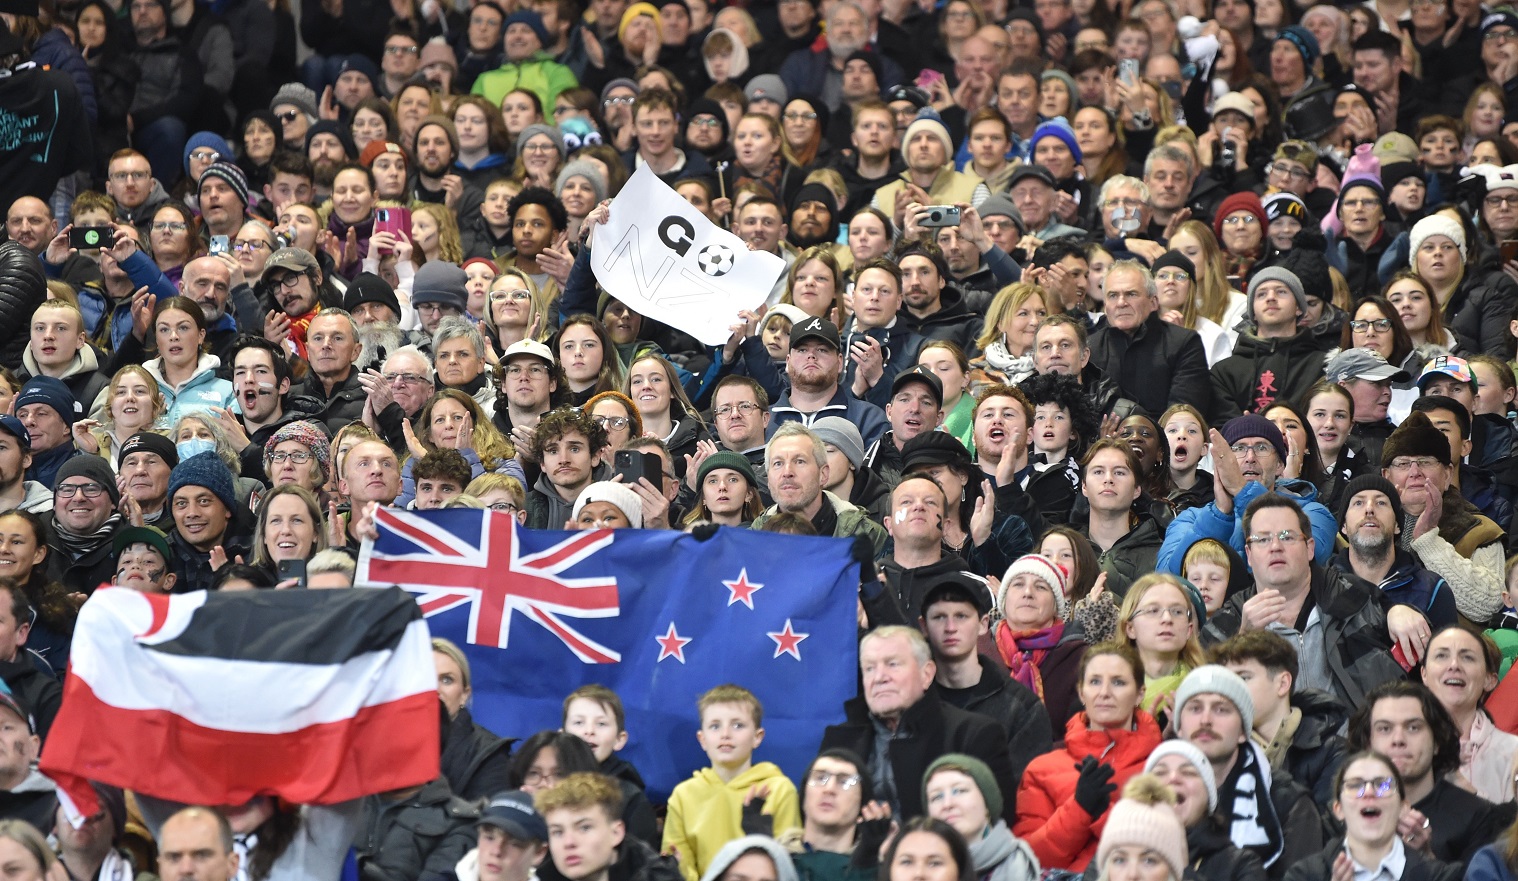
[1173,664,1255,733]
[1408,215,1467,266]
[997,554,1069,620]
[571,481,643,528]
[1144,739,1218,812]
[903,114,954,162]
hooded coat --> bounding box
[1208,329,1336,424]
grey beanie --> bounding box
[1246,266,1307,317]
[556,160,608,203]
[270,83,319,120]
[1174,665,1255,734]
[976,193,1025,234]
[698,837,799,881]
[516,123,565,160]
[811,416,865,469]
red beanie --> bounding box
[1212,192,1267,240]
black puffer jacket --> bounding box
[1284,839,1461,881]
[439,707,513,803]
[1445,260,1518,356]
[1086,313,1212,418]
[1284,688,1348,812]
[1208,330,1335,424]
[0,243,47,372]
[933,656,1052,791]
[899,284,984,358]
[354,777,480,881]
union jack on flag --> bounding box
[356,509,860,800]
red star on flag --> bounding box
[723,568,764,609]
[655,622,691,663]
[768,618,808,660]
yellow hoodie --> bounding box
[662,762,801,881]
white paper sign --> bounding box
[589,164,786,346]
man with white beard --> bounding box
[343,273,407,372]
[1329,474,1458,628]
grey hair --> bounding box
[1099,174,1150,206]
[310,306,361,340]
[432,315,486,360]
[172,412,242,474]
[860,625,933,666]
[827,0,866,28]
[1145,144,1197,180]
[765,421,828,471]
[384,344,436,383]
[1105,259,1157,299]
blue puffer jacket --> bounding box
[1157,477,1337,573]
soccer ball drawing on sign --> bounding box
[696,243,735,277]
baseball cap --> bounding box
[1417,354,1474,390]
[1008,165,1056,189]
[1325,348,1410,384]
[264,247,319,275]
[891,365,944,409]
[920,571,992,615]
[0,417,29,452]
[478,791,548,842]
[113,525,172,562]
[503,339,554,365]
[0,692,32,734]
[790,315,841,352]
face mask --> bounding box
[1112,206,1141,234]
[177,438,216,460]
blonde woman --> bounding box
[1117,573,1205,723]
[969,283,1051,390]
[482,268,549,358]
[412,202,464,265]
[75,365,168,468]
[1167,221,1248,331]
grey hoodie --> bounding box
[698,836,798,881]
[13,482,53,514]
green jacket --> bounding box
[751,491,887,557]
[472,52,579,109]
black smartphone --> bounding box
[614,450,663,494]
[69,226,114,250]
[1501,240,1518,265]
[276,558,307,589]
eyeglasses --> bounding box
[1267,162,1310,181]
[522,142,559,154]
[505,364,550,377]
[232,240,270,252]
[1230,441,1276,457]
[715,402,761,418]
[783,111,818,122]
[56,482,106,499]
[807,770,861,790]
[603,96,635,107]
[382,372,430,386]
[1154,270,1189,284]
[1486,193,1518,208]
[1349,318,1392,332]
[523,769,558,786]
[189,149,220,163]
[691,117,723,128]
[1343,777,1396,799]
[277,110,302,123]
[1387,456,1442,472]
[267,450,313,463]
[1132,605,1192,621]
[1221,214,1258,226]
[151,221,188,232]
[488,501,521,512]
[385,44,420,54]
[1485,27,1516,41]
[110,170,150,182]
[490,289,531,302]
[273,273,305,289]
[593,415,630,429]
[1245,530,1306,548]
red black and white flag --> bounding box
[39,587,439,818]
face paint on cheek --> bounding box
[145,567,164,582]
[894,510,907,523]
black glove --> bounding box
[852,534,878,584]
[741,797,773,836]
[689,523,720,542]
[1072,755,1116,819]
[851,812,893,868]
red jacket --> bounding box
[1012,709,1163,872]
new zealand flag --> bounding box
[356,508,860,800]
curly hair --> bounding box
[531,407,609,459]
[1019,372,1099,459]
[508,186,569,232]
[1347,681,1463,781]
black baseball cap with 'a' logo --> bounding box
[789,316,841,352]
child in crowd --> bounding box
[1182,538,1235,619]
[563,685,647,791]
[662,685,801,881]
